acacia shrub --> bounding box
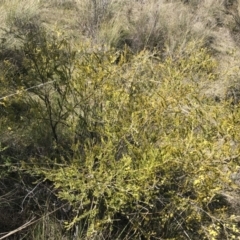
[0,25,79,160]
[0,21,239,238]
[29,42,240,239]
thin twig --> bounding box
[0,218,36,240]
[0,80,56,101]
[0,202,70,240]
[20,181,42,213]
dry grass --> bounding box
[1,0,239,59]
[0,0,40,26]
[0,0,41,50]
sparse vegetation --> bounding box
[2,0,240,239]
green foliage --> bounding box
[2,2,240,239]
[7,36,236,239]
[1,16,240,238]
[0,26,77,156]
